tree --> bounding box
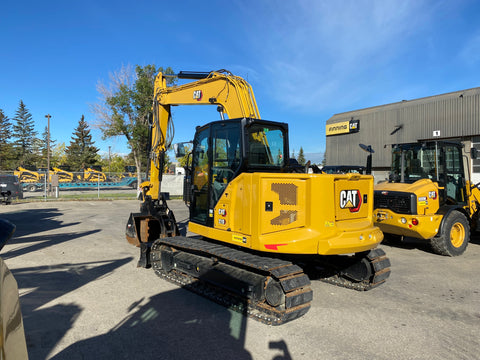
[0,109,14,170]
[92,64,176,185]
[38,125,56,165]
[297,147,306,166]
[163,152,172,174]
[12,100,38,166]
[177,144,192,168]
[51,142,68,167]
[65,115,100,170]
[98,153,128,174]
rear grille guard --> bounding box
[374,191,417,215]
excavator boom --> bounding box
[145,70,261,200]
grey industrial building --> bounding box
[325,87,480,184]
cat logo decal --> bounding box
[340,190,362,213]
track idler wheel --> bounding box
[321,248,391,291]
[340,257,373,282]
[265,278,285,308]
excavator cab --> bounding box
[187,118,288,226]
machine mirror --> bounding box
[173,143,185,158]
[173,142,192,158]
[471,147,478,160]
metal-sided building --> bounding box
[325,87,480,184]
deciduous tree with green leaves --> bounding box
[91,64,176,186]
[51,142,68,167]
[177,144,192,168]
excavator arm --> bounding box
[143,70,260,200]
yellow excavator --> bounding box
[374,141,480,256]
[126,70,390,325]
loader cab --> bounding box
[188,118,288,226]
[389,141,467,205]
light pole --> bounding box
[45,114,51,194]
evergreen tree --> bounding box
[0,109,14,170]
[65,115,100,170]
[297,147,306,166]
[12,100,37,165]
[39,125,56,166]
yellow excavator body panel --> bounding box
[189,172,383,255]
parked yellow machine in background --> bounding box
[14,166,44,183]
[374,141,480,256]
[51,166,78,182]
[82,166,107,182]
[126,70,390,324]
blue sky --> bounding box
[2,0,480,164]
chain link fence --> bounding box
[1,170,184,200]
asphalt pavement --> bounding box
[0,199,479,360]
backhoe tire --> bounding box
[430,211,469,256]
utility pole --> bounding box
[45,114,51,196]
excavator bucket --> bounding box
[126,213,165,247]
[126,198,180,267]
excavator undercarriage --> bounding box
[127,228,390,325]
[151,237,312,325]
[148,236,390,325]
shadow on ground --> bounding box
[0,208,79,239]
[50,288,255,360]
[14,258,133,360]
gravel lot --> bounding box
[1,199,479,360]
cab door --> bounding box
[190,126,211,225]
[190,121,243,226]
[443,144,467,204]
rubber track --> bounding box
[150,236,313,325]
[320,248,391,291]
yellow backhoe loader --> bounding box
[126,70,390,325]
[374,141,480,256]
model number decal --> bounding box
[340,190,362,212]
